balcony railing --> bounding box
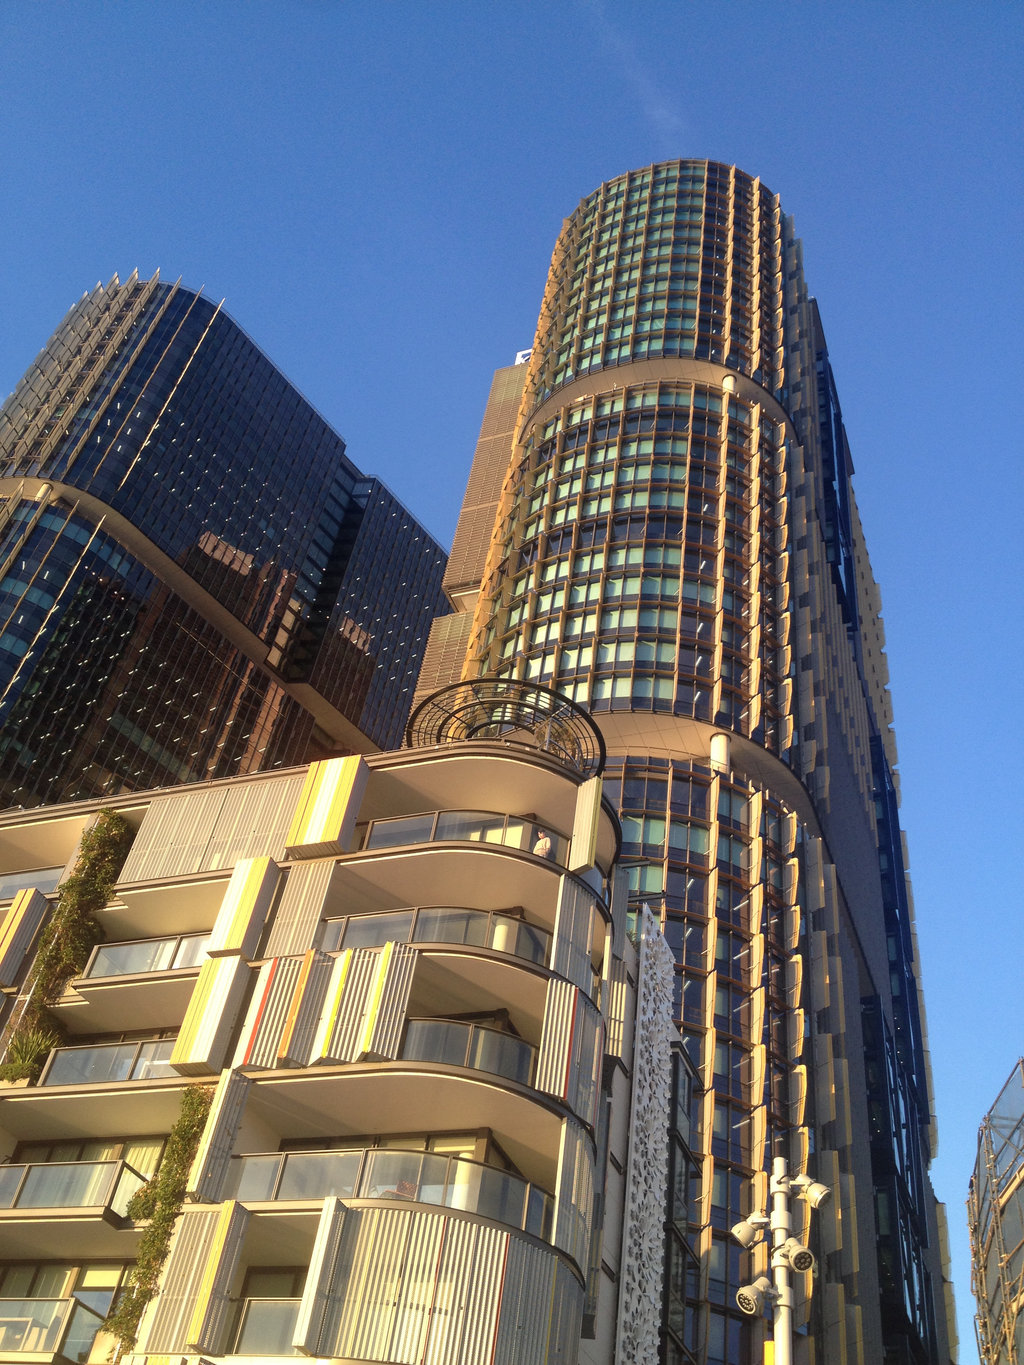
[224,1145,553,1242]
[233,1298,301,1356]
[401,1018,535,1088]
[40,1038,176,1087]
[81,932,210,980]
[0,1296,104,1359]
[0,1158,146,1217]
[362,810,568,865]
[0,865,63,902]
[322,905,550,967]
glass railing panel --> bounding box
[86,938,177,978]
[129,1039,176,1079]
[468,1027,534,1087]
[234,1298,301,1356]
[277,1150,361,1201]
[340,911,414,951]
[110,1162,147,1217]
[402,1019,472,1068]
[525,1184,553,1239]
[15,1160,118,1209]
[360,1150,449,1205]
[414,906,488,948]
[59,1299,105,1362]
[0,866,63,901]
[0,1297,73,1354]
[364,814,435,850]
[434,810,507,844]
[490,914,549,965]
[229,1154,284,1202]
[0,1165,26,1208]
[171,934,210,968]
[42,1042,138,1087]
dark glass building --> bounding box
[418,161,956,1364]
[0,272,447,807]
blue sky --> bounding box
[2,3,1021,1356]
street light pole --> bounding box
[769,1154,795,1365]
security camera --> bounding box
[792,1175,832,1208]
[730,1214,769,1248]
[736,1276,774,1316]
[780,1237,816,1273]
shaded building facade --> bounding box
[968,1059,1024,1364]
[418,160,955,1364]
[0,684,680,1364]
[0,272,447,807]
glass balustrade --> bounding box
[233,1298,301,1356]
[41,1038,176,1087]
[225,1147,553,1241]
[0,1297,103,1358]
[0,1160,146,1216]
[82,932,210,979]
[322,905,550,967]
[363,809,568,865]
[0,1297,74,1354]
[0,865,64,902]
[401,1018,535,1087]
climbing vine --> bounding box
[0,808,134,1082]
[105,1084,213,1351]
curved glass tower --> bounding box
[420,161,955,1364]
[0,273,447,807]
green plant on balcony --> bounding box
[0,809,134,1081]
[0,1020,65,1083]
[30,808,136,1005]
[105,1084,213,1351]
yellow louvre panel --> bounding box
[748,1043,766,1101]
[705,917,718,973]
[205,856,280,958]
[783,856,800,905]
[787,1009,805,1061]
[293,1196,347,1356]
[839,1170,860,1279]
[815,1148,842,1258]
[277,950,336,1067]
[750,1106,767,1171]
[185,1200,250,1352]
[746,882,763,934]
[783,902,800,953]
[568,775,602,872]
[748,933,765,986]
[809,930,829,1009]
[749,985,765,1044]
[792,1126,809,1177]
[551,875,598,995]
[0,888,47,987]
[231,956,304,1069]
[285,755,369,858]
[136,1208,223,1353]
[813,1033,836,1124]
[359,941,416,1061]
[846,1302,864,1361]
[188,1067,251,1202]
[171,956,252,1076]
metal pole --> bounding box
[770,1155,794,1365]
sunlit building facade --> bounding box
[0,685,680,1363]
[969,1059,1024,1364]
[417,160,956,1364]
[0,272,447,808]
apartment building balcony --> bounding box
[51,934,209,1033]
[0,1158,146,1259]
[0,867,63,903]
[0,1296,111,1363]
[226,1145,556,1240]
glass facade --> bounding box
[0,273,447,807]
[427,160,954,1364]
